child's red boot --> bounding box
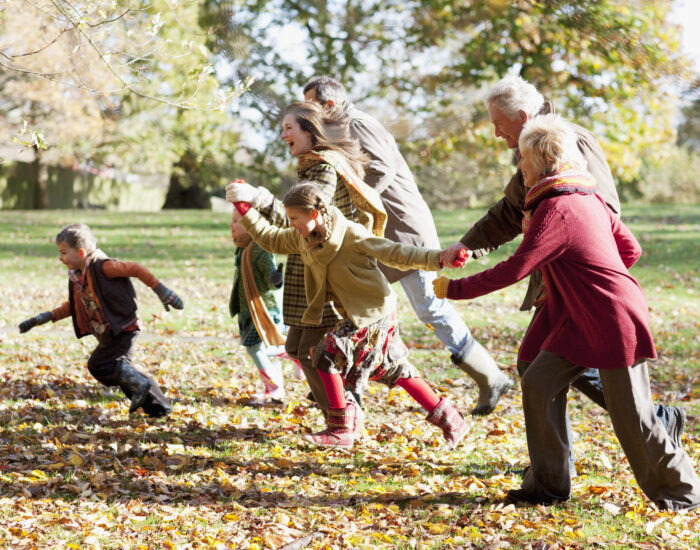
[302,405,355,449]
[345,391,365,435]
[426,398,469,448]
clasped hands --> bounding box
[225,179,274,217]
[434,243,473,299]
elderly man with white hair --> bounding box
[433,114,700,509]
[440,75,685,473]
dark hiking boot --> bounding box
[666,406,686,448]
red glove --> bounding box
[440,248,471,268]
[230,179,251,216]
[453,248,470,267]
[234,202,251,216]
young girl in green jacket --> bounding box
[233,183,468,450]
[229,214,287,406]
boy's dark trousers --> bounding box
[87,330,171,417]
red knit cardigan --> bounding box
[447,193,656,369]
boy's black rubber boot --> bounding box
[118,362,151,414]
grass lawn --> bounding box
[0,204,698,549]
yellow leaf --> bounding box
[427,523,449,534]
[31,470,47,479]
[70,453,84,467]
[222,513,239,522]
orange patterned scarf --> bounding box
[522,167,597,233]
[241,243,285,347]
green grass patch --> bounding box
[0,205,697,549]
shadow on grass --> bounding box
[0,396,522,509]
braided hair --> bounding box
[283,182,334,249]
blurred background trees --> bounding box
[1,0,697,209]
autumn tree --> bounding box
[204,0,691,205]
[0,0,246,208]
[677,80,700,152]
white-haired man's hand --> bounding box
[440,243,471,268]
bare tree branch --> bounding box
[11,26,76,58]
[47,0,220,110]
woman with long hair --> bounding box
[226,101,386,422]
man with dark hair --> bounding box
[304,76,513,416]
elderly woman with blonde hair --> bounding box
[432,114,700,510]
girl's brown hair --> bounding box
[283,182,334,248]
[283,101,369,179]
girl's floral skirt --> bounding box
[312,311,419,396]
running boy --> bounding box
[19,223,182,418]
[229,213,288,406]
[232,183,468,450]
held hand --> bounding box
[268,263,284,287]
[439,243,470,267]
[18,311,53,334]
[154,283,184,311]
[233,201,251,216]
[225,180,259,204]
[452,248,472,268]
[432,277,451,300]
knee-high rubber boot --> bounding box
[121,376,172,418]
[452,341,513,416]
[117,360,151,414]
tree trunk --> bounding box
[32,146,49,209]
[162,150,212,209]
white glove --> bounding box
[225,182,274,209]
[225,181,259,204]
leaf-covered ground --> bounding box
[0,206,698,549]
